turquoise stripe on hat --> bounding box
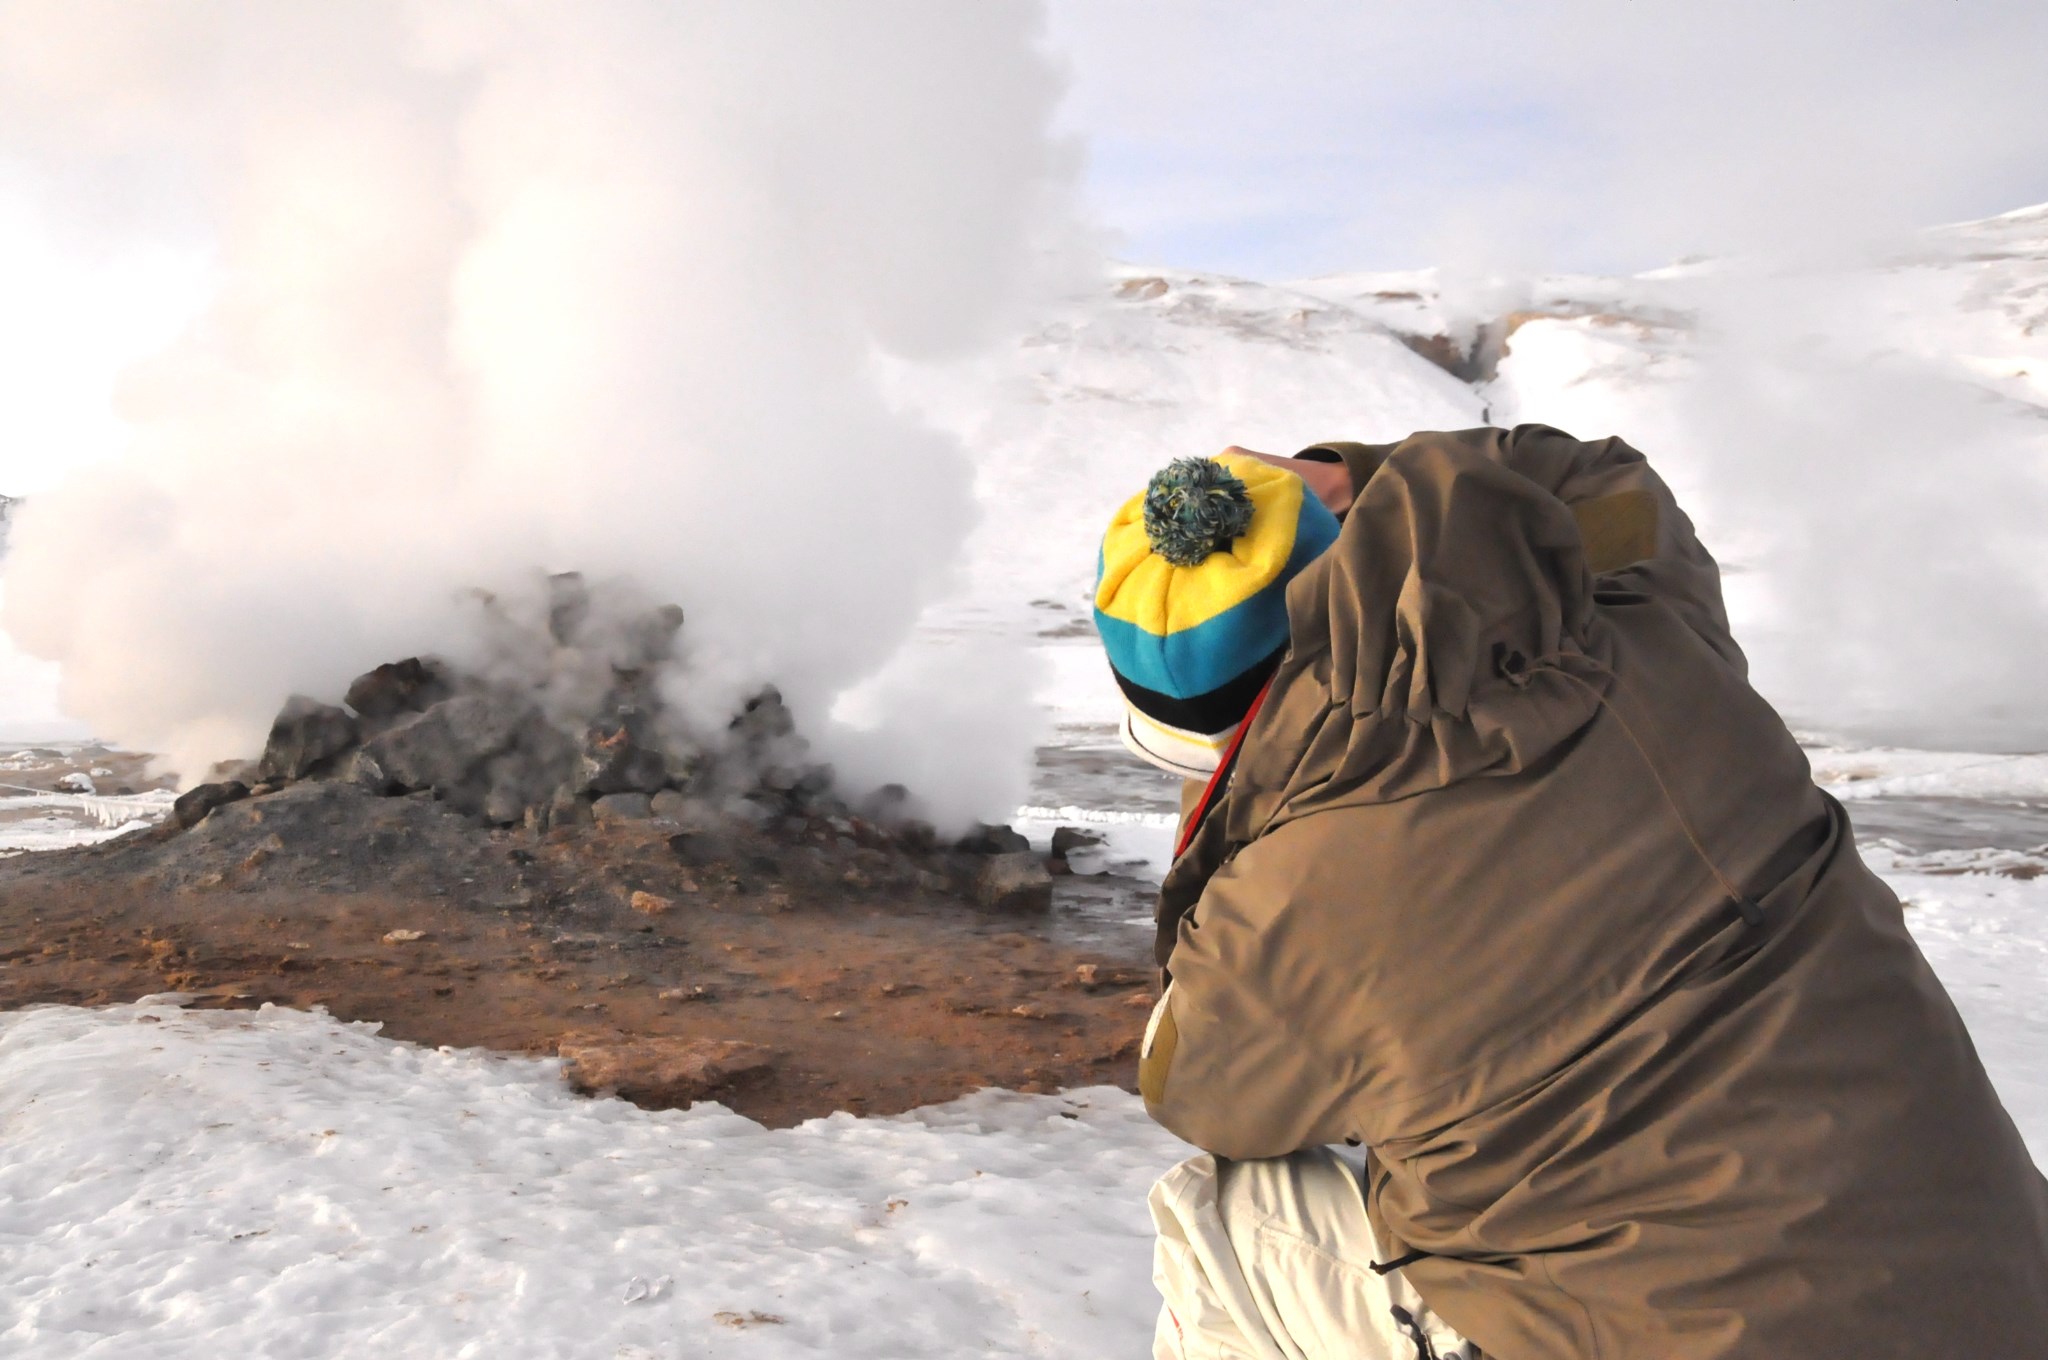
[1095,495,1339,697]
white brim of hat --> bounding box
[1120,706,1236,782]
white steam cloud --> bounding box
[1648,272,2048,751]
[0,0,1076,812]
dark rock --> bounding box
[592,792,654,825]
[359,693,536,796]
[173,781,249,830]
[617,602,686,669]
[478,721,579,825]
[955,823,1031,856]
[257,696,359,782]
[894,820,939,854]
[856,783,914,823]
[482,779,530,827]
[662,749,707,791]
[667,830,723,865]
[557,1036,774,1106]
[547,783,594,830]
[343,658,453,729]
[730,686,796,746]
[975,852,1054,912]
[649,789,691,822]
[547,572,591,646]
[1049,826,1104,860]
[347,746,396,794]
[576,717,669,796]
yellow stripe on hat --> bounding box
[1095,454,1308,635]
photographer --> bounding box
[1099,428,2048,1358]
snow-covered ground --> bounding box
[0,788,172,854]
[3,831,2043,1356]
[0,1003,1189,1358]
[6,207,2048,1354]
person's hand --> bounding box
[1221,446,1355,517]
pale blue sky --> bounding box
[1046,1,2048,279]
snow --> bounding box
[0,789,176,855]
[1810,746,2048,803]
[1013,804,1179,885]
[1867,850,2048,1164]
[0,1001,1191,1358]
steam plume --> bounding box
[0,0,1076,813]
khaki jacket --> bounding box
[1141,426,2048,1358]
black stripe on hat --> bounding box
[1111,645,1285,737]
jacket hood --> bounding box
[1219,433,1615,845]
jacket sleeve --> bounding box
[1140,835,1367,1159]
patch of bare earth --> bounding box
[0,782,1154,1126]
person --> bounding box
[1093,428,2048,1358]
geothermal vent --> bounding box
[206,574,847,835]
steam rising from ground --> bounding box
[1664,275,2048,751]
[1487,251,2048,751]
[0,1,1075,811]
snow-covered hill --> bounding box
[882,204,2048,751]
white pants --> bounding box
[1149,1148,1478,1360]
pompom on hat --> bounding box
[1096,453,1341,779]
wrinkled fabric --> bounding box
[1144,427,2048,1358]
[1150,1148,1478,1359]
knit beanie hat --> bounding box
[1095,453,1341,779]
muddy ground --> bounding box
[0,777,1160,1126]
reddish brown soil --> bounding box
[0,785,1157,1126]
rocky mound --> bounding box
[164,573,1059,912]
